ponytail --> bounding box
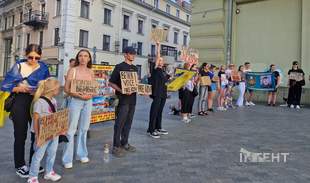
[33,79,47,102]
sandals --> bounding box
[198,111,205,116]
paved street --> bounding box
[0,96,310,183]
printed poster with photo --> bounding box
[91,65,116,124]
[245,72,276,91]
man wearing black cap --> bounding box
[109,46,138,157]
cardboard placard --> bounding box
[137,84,152,95]
[200,76,211,86]
[37,109,69,147]
[212,76,219,82]
[180,47,199,65]
[288,72,303,82]
[151,28,168,42]
[71,80,99,95]
[120,71,138,94]
[231,71,241,82]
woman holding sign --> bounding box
[62,49,95,169]
[147,42,169,138]
[198,63,210,116]
[287,61,305,109]
[0,44,50,178]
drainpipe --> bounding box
[226,0,233,66]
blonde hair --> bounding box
[33,77,60,102]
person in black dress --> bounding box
[287,61,305,109]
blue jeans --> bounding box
[29,136,59,177]
[62,97,92,164]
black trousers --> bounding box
[148,97,166,133]
[288,85,302,106]
[113,104,136,147]
[10,93,35,168]
[181,89,194,113]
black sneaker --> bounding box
[121,144,136,152]
[156,129,168,135]
[112,147,125,158]
[149,132,160,139]
[39,166,45,174]
[16,165,29,178]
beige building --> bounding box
[0,0,191,83]
[191,0,310,103]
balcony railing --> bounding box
[23,10,48,28]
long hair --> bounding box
[33,77,60,102]
[199,62,208,73]
[74,49,92,68]
[25,44,42,56]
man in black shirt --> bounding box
[109,47,138,157]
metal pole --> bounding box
[226,0,233,66]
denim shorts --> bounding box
[208,83,217,92]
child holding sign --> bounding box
[28,78,61,183]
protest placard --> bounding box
[231,71,241,82]
[137,84,152,95]
[71,80,99,95]
[37,109,69,147]
[245,72,275,91]
[200,76,211,86]
[120,71,138,94]
[151,28,168,42]
[288,72,304,82]
[167,68,196,91]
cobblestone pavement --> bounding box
[0,96,310,183]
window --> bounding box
[54,28,59,46]
[41,3,46,13]
[164,28,169,42]
[56,0,61,16]
[154,0,159,8]
[136,65,142,79]
[80,0,90,19]
[104,8,112,25]
[122,39,129,52]
[19,12,23,23]
[176,9,180,18]
[166,4,170,14]
[103,35,110,51]
[151,45,156,57]
[174,32,178,44]
[186,14,190,22]
[26,33,30,46]
[12,15,15,27]
[4,17,7,30]
[138,19,143,34]
[79,30,89,48]
[16,35,21,51]
[152,24,157,29]
[39,31,43,47]
[137,42,143,56]
[183,34,188,46]
[123,15,130,30]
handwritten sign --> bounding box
[71,80,99,95]
[120,71,138,94]
[37,109,69,147]
[137,84,152,95]
[288,72,304,82]
[200,76,211,86]
[231,71,241,82]
[151,28,168,42]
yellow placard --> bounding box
[91,112,115,124]
[167,69,196,92]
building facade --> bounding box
[190,0,310,103]
[0,0,191,83]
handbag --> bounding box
[192,86,199,97]
[299,79,305,86]
[4,93,17,112]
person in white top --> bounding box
[244,62,255,106]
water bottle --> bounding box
[103,144,110,163]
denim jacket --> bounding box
[1,59,50,92]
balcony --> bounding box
[23,10,48,28]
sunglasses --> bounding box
[28,56,41,61]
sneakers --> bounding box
[182,118,191,124]
[290,104,294,109]
[149,131,160,139]
[296,105,301,109]
[27,177,39,183]
[207,108,214,112]
[16,165,29,178]
[80,157,90,164]
[112,147,126,158]
[189,114,196,118]
[121,144,136,152]
[249,101,255,106]
[44,171,61,182]
[63,162,73,169]
[217,107,226,111]
[156,129,168,135]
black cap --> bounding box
[123,47,136,54]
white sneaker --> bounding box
[44,171,61,182]
[290,104,294,109]
[249,101,255,106]
[80,157,89,163]
[182,118,191,124]
[63,163,73,169]
[296,105,301,109]
[245,102,251,106]
[27,177,39,183]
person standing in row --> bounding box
[244,62,255,106]
[62,49,95,169]
[267,64,281,106]
[206,65,217,112]
[217,65,228,111]
[147,42,169,139]
[0,44,50,178]
[197,63,209,116]
[287,61,305,109]
[109,47,138,157]
[236,65,246,107]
